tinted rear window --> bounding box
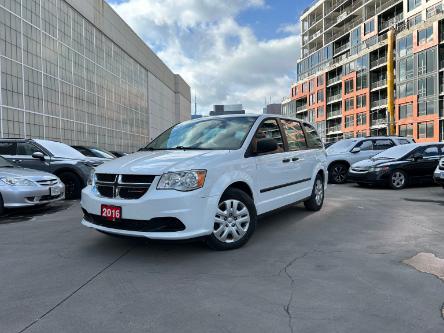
[0,142,17,155]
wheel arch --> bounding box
[222,181,254,202]
[53,167,85,186]
[328,160,350,170]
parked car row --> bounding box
[325,137,444,190]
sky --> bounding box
[108,0,313,114]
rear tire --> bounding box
[206,188,257,251]
[304,174,325,211]
[389,170,408,190]
[58,172,83,199]
[329,162,349,184]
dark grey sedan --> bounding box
[0,156,65,215]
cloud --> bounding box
[110,0,300,114]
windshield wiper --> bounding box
[0,165,15,168]
[139,147,158,151]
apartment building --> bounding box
[284,0,444,143]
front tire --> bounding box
[389,170,408,190]
[58,172,83,199]
[329,162,349,184]
[304,174,325,211]
[206,188,257,251]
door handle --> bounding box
[282,158,291,163]
[12,159,22,163]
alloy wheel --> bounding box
[391,171,405,189]
[213,199,250,243]
[315,179,324,205]
[332,165,347,183]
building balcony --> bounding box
[371,78,387,90]
[296,105,308,112]
[327,125,342,134]
[327,76,342,86]
[371,99,387,109]
[379,13,403,31]
[334,42,350,56]
[370,57,387,69]
[371,118,388,127]
[327,110,342,119]
[327,94,342,103]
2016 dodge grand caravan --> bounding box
[81,115,328,250]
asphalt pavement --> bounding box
[1,184,444,333]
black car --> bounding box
[348,143,444,189]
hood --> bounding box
[0,167,58,181]
[351,158,403,170]
[95,150,231,175]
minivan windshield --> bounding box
[371,144,416,160]
[326,139,358,154]
[144,117,258,150]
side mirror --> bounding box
[256,138,278,155]
[32,152,45,160]
[412,152,423,161]
[351,147,361,154]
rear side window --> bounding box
[374,139,395,150]
[17,143,44,155]
[422,146,439,158]
[281,120,307,151]
[0,142,17,155]
[302,123,323,149]
[398,139,411,145]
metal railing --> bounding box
[327,125,342,133]
[371,99,387,108]
[335,42,350,55]
[296,105,308,112]
[327,94,342,103]
[327,76,341,85]
[371,118,387,126]
[372,78,387,89]
[379,13,403,31]
[327,109,342,119]
[370,56,387,68]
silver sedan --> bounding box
[0,156,65,214]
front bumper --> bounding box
[80,185,219,240]
[347,170,388,185]
[1,183,65,208]
[433,170,444,186]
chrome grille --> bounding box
[439,158,444,170]
[36,179,59,186]
[95,174,154,199]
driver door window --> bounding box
[253,119,284,154]
[17,143,44,156]
[356,140,373,151]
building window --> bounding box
[398,81,414,98]
[317,90,324,102]
[345,98,354,111]
[418,26,433,45]
[344,79,353,94]
[399,104,413,119]
[356,95,366,108]
[356,71,368,90]
[397,34,413,57]
[356,112,366,126]
[345,115,354,128]
[317,106,324,118]
[408,0,421,12]
[418,101,437,116]
[309,79,315,92]
[364,19,375,35]
[399,124,414,137]
[317,75,324,86]
[418,121,434,138]
[356,130,366,137]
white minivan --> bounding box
[81,115,328,250]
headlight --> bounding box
[87,170,96,186]
[157,170,206,191]
[370,166,389,173]
[0,177,35,186]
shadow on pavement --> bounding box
[0,200,76,225]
